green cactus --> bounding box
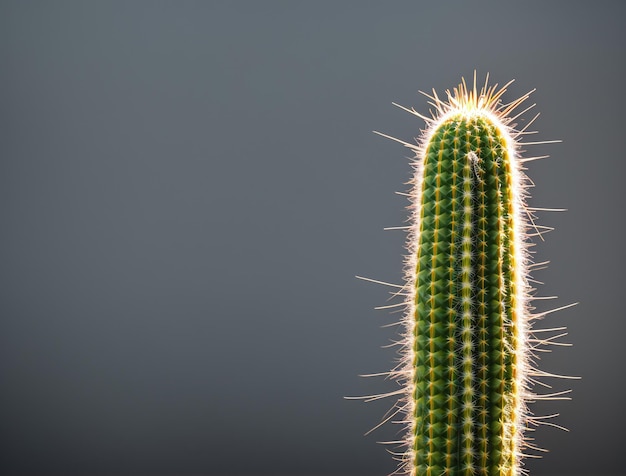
[360,75,572,476]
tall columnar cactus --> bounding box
[365,75,572,476]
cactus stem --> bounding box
[360,73,576,476]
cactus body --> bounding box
[411,105,523,476]
[369,76,569,476]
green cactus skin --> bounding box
[411,105,523,476]
[365,75,572,476]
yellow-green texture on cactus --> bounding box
[364,74,574,476]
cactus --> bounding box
[360,74,573,476]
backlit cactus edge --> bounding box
[358,74,573,476]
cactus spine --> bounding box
[373,75,567,476]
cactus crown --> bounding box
[365,74,571,476]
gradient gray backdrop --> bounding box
[1,1,624,475]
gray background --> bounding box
[1,1,624,475]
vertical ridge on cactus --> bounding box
[360,73,573,476]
